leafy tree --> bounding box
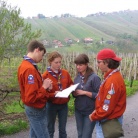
[0,0,42,94]
[0,0,42,61]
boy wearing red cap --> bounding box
[89,48,126,138]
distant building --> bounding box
[42,40,49,46]
[64,38,73,45]
[75,39,80,43]
[84,38,93,43]
[53,40,64,48]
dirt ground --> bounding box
[1,92,138,138]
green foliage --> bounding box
[126,87,137,96]
[68,95,75,116]
[4,101,24,113]
[0,0,41,61]
[0,119,28,136]
[1,92,24,113]
[0,57,22,90]
[125,80,138,96]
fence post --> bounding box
[130,76,134,87]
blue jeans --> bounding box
[95,116,123,138]
[24,105,49,138]
[75,109,96,138]
[46,102,68,138]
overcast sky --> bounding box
[7,0,138,18]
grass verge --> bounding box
[0,119,28,136]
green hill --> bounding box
[25,10,138,52]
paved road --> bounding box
[1,92,138,138]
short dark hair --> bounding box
[103,59,120,69]
[27,40,46,54]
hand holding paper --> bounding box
[55,83,79,98]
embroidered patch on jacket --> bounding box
[108,83,115,95]
[103,104,109,111]
[28,74,34,84]
[104,99,110,104]
[106,94,111,99]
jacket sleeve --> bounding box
[23,69,49,104]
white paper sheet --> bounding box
[55,83,79,98]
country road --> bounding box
[1,92,138,138]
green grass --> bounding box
[125,80,138,96]
[4,101,24,113]
[46,43,102,53]
[0,120,28,136]
[68,95,75,116]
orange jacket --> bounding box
[91,70,126,121]
[18,60,49,108]
[42,69,73,104]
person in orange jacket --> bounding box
[18,40,52,138]
[89,48,126,138]
[42,51,73,138]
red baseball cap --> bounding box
[97,48,122,61]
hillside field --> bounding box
[25,10,138,53]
